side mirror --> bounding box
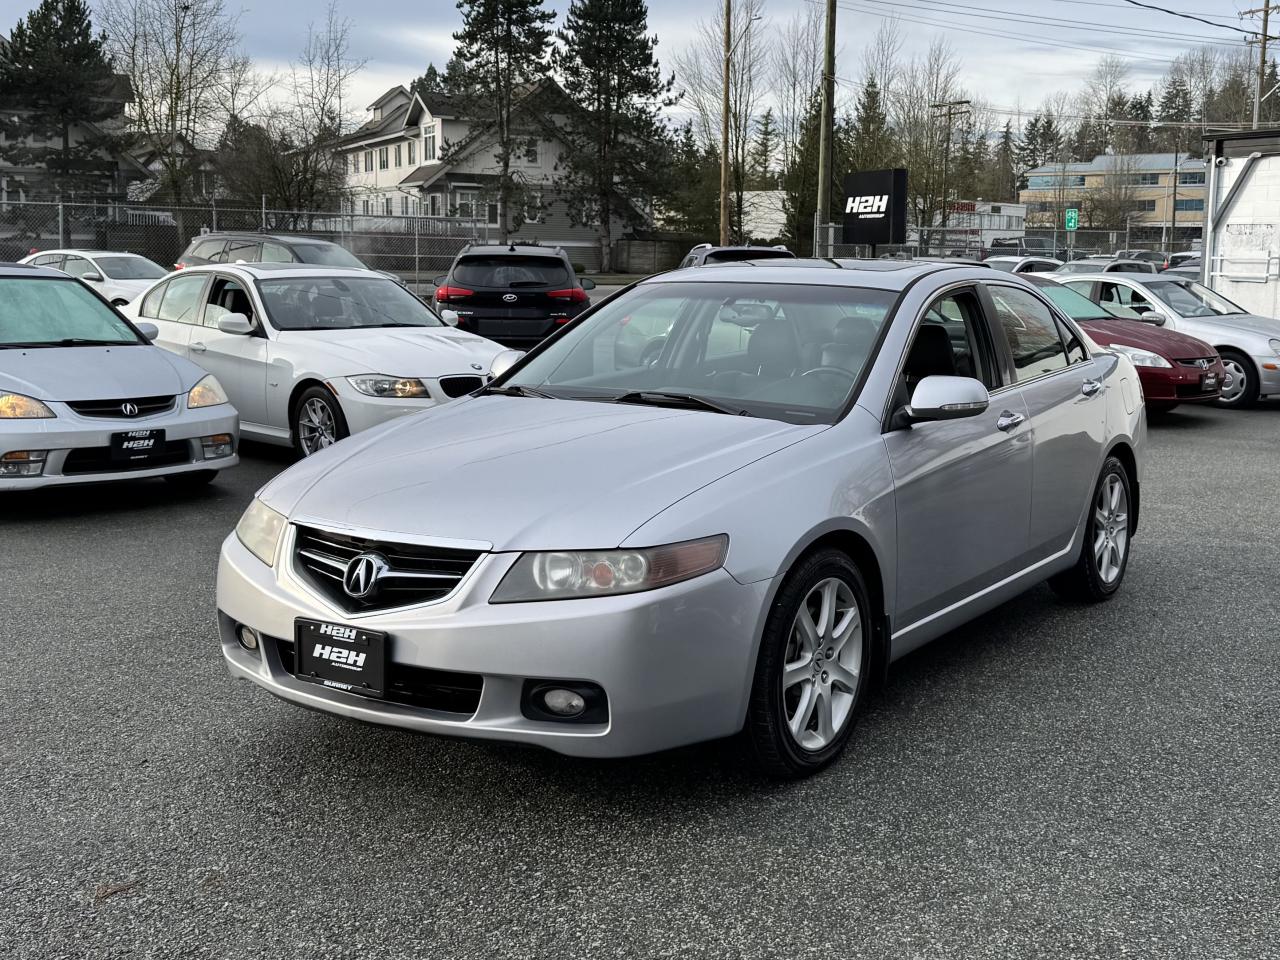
[440,309,460,327]
[135,321,159,341]
[217,312,254,335]
[580,278,596,291]
[904,375,990,423]
[82,272,103,282]
[489,348,525,380]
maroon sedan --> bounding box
[1027,276,1224,412]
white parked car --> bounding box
[982,255,1063,274]
[124,263,509,455]
[18,249,168,305]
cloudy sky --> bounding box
[208,0,1255,124]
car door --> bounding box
[981,281,1105,560]
[881,285,1034,632]
[193,273,271,425]
[136,273,210,359]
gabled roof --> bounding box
[399,162,447,187]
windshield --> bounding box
[1033,282,1112,321]
[506,281,896,424]
[987,260,1016,272]
[0,278,143,346]
[1055,261,1105,274]
[258,276,444,330]
[292,243,366,268]
[452,256,570,287]
[1146,279,1244,317]
[95,255,167,280]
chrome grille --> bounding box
[65,395,175,418]
[293,524,483,612]
[1176,358,1218,369]
[439,375,484,398]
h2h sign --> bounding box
[842,168,908,246]
[1065,208,1079,231]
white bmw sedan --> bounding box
[126,264,508,456]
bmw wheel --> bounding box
[1050,455,1132,603]
[1216,349,1259,409]
[746,549,871,779]
[292,386,349,457]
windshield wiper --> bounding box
[1,338,132,348]
[611,391,750,416]
[480,383,557,399]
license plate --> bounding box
[110,428,164,462]
[1201,373,1219,390]
[294,619,387,698]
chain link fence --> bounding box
[0,199,492,289]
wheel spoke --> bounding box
[789,683,816,737]
[796,605,820,652]
[827,661,858,693]
[830,613,860,654]
[817,580,838,638]
[814,690,834,743]
[783,656,813,691]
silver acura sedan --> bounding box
[0,263,238,490]
[218,260,1145,777]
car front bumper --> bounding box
[1137,358,1226,404]
[1254,355,1280,394]
[217,530,768,757]
[0,403,239,490]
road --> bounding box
[3,403,1279,959]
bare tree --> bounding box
[294,0,365,138]
[861,19,902,99]
[772,3,823,179]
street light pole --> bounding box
[719,0,732,245]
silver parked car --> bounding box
[218,260,1145,777]
[1056,273,1280,407]
[0,263,238,490]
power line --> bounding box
[1118,0,1267,37]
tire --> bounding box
[292,386,349,457]
[1216,349,1259,409]
[746,549,872,779]
[163,469,218,488]
[1050,455,1132,603]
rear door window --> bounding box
[452,256,570,287]
[61,255,95,279]
[33,254,64,268]
[224,239,262,263]
[188,239,226,262]
[156,273,208,323]
[260,241,296,262]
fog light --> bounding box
[543,688,586,717]
[236,624,260,651]
[201,433,234,460]
[0,450,47,477]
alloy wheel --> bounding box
[1093,474,1129,584]
[298,397,338,455]
[782,578,862,751]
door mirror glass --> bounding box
[489,348,525,380]
[439,309,460,326]
[906,375,990,422]
[580,277,596,291]
[217,312,253,335]
[135,321,159,341]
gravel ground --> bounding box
[3,402,1279,959]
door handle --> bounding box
[190,341,207,352]
[996,410,1025,432]
[1082,378,1103,397]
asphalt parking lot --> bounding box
[4,402,1279,959]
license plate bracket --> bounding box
[1201,373,1219,391]
[294,619,387,698]
[110,428,165,462]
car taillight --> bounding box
[548,288,588,303]
[174,263,184,270]
[434,284,474,302]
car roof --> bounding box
[172,262,382,280]
[457,244,566,257]
[191,233,336,246]
[1052,273,1166,284]
[26,249,150,258]
[0,261,68,278]
[642,258,992,291]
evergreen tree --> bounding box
[1123,90,1154,154]
[992,121,1017,199]
[747,108,778,189]
[0,0,120,201]
[551,0,674,270]
[848,75,894,173]
[410,57,470,99]
[451,0,556,240]
[1156,76,1194,154]
[659,120,718,238]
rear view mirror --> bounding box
[489,348,525,380]
[580,278,596,291]
[217,313,253,335]
[905,376,990,423]
[82,272,103,282]
[135,322,159,341]
[440,309,460,327]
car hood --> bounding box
[1184,313,1280,340]
[1079,318,1214,359]
[263,395,823,550]
[273,327,506,377]
[0,344,196,400]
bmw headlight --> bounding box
[347,375,431,398]
[490,535,729,603]
[235,497,286,567]
[0,392,55,418]
[1109,344,1171,369]
[187,374,229,408]
[1269,338,1280,356]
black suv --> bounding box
[676,244,796,268]
[432,244,595,346]
[174,233,369,270]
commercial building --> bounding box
[1201,128,1280,317]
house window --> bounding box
[1133,200,1156,212]
[395,144,402,167]
[372,106,382,121]
[378,147,389,170]
[455,190,476,219]
[425,126,437,161]
[383,196,393,215]
[400,195,409,215]
[1175,198,1204,212]
[1125,173,1160,186]
[487,202,500,226]
[429,193,441,217]
[363,150,373,172]
[524,193,543,224]
[408,140,416,165]
[1026,174,1086,190]
[362,199,370,215]
[1178,171,1206,185]
[521,140,540,165]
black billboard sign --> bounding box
[842,168,908,246]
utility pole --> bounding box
[930,100,970,248]
[1245,3,1274,128]
[719,0,732,245]
[1169,150,1178,254]
[814,0,837,257]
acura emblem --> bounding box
[470,362,483,370]
[343,552,389,599]
[120,401,139,416]
[502,293,518,303]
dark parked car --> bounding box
[174,233,369,271]
[432,244,595,347]
[676,244,796,268]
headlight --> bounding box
[0,392,55,418]
[187,374,229,408]
[1269,339,1280,356]
[1109,344,1171,369]
[235,498,286,567]
[347,375,431,398]
[490,535,729,602]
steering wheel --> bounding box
[801,366,857,384]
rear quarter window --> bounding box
[452,256,570,287]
